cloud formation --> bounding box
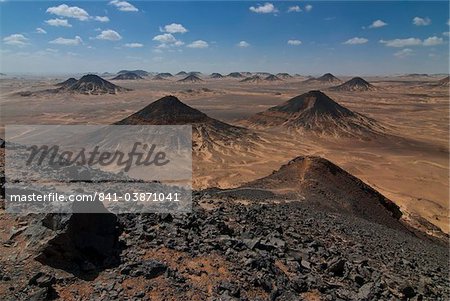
[287,39,302,45]
[45,18,72,27]
[343,37,368,45]
[287,6,301,13]
[369,20,387,28]
[187,40,209,48]
[305,5,313,12]
[394,48,413,58]
[49,36,83,46]
[380,38,422,47]
[152,33,184,48]
[46,4,89,21]
[161,23,188,34]
[95,16,110,22]
[96,30,122,41]
[423,36,443,46]
[124,43,143,48]
[109,0,138,12]
[3,34,29,46]
[36,28,47,34]
[413,17,431,26]
[249,3,278,14]
[237,41,250,47]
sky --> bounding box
[0,1,449,75]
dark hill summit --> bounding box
[151,74,167,80]
[115,96,259,155]
[227,72,243,78]
[240,75,263,83]
[246,90,384,137]
[245,155,403,229]
[117,69,149,77]
[178,74,203,83]
[276,73,293,79]
[330,77,377,91]
[265,74,283,81]
[210,73,224,78]
[176,71,188,76]
[157,73,173,78]
[55,77,77,88]
[305,73,341,84]
[64,74,128,95]
[112,72,143,80]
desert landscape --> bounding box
[1,0,449,300]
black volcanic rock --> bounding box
[55,77,77,88]
[240,75,263,83]
[210,73,224,78]
[265,74,283,81]
[227,72,243,78]
[245,155,404,229]
[178,74,203,83]
[66,74,128,95]
[117,69,149,77]
[112,72,143,80]
[330,77,376,91]
[176,71,188,76]
[247,90,384,137]
[305,73,341,84]
[115,95,259,154]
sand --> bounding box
[0,75,448,232]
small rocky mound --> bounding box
[227,72,243,78]
[157,73,173,78]
[55,77,77,88]
[64,74,129,95]
[115,95,259,155]
[246,90,384,137]
[305,73,341,84]
[265,74,283,82]
[276,73,293,79]
[112,72,143,80]
[330,77,377,92]
[240,75,263,83]
[176,71,188,76]
[210,73,224,78]
[245,156,403,229]
[178,74,203,83]
[117,69,149,77]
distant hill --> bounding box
[117,70,149,77]
[178,74,203,83]
[227,72,243,78]
[112,72,143,80]
[55,77,77,88]
[265,74,283,82]
[210,73,224,78]
[246,90,384,137]
[240,75,263,83]
[330,77,377,92]
[63,74,129,95]
[276,73,293,79]
[305,73,341,84]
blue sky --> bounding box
[0,1,449,75]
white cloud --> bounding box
[3,34,29,46]
[447,19,450,26]
[45,48,58,53]
[36,27,47,34]
[287,39,302,46]
[237,41,250,47]
[249,3,278,14]
[124,43,143,48]
[394,48,413,58]
[49,36,83,46]
[153,33,178,44]
[96,29,122,41]
[343,37,368,45]
[413,17,431,26]
[443,32,450,37]
[369,20,387,28]
[287,6,301,13]
[45,18,72,27]
[379,38,422,47]
[187,40,209,49]
[305,4,313,12]
[423,36,443,46]
[109,0,138,12]
[162,23,187,34]
[46,4,89,21]
[95,16,110,22]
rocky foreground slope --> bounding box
[0,154,448,301]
